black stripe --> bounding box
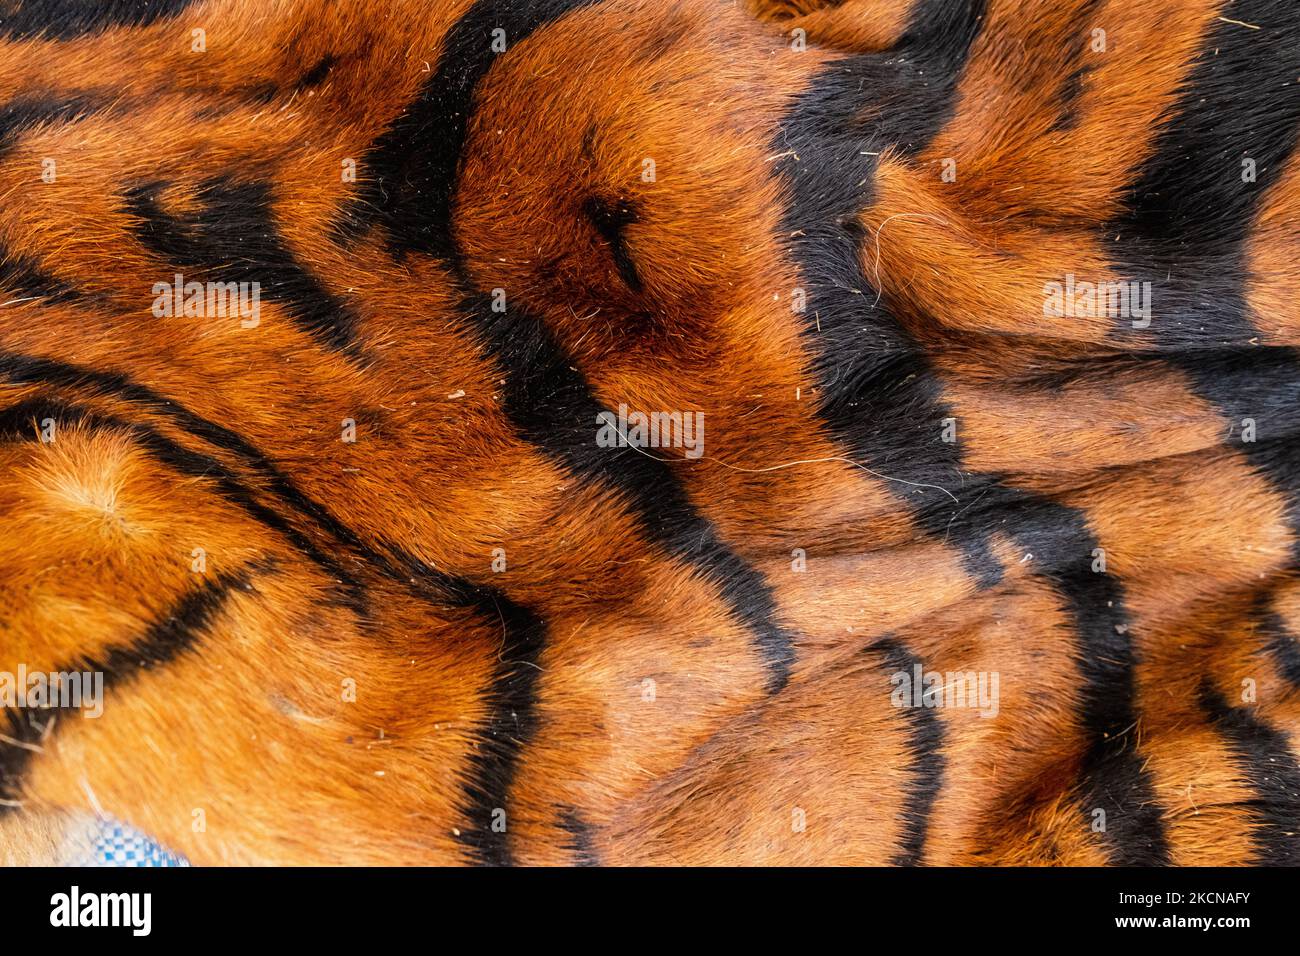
[296,54,338,92]
[1119,1,1300,254]
[891,0,987,145]
[124,177,362,357]
[1048,0,1105,133]
[1253,593,1300,691]
[872,637,945,866]
[1199,678,1300,865]
[100,562,272,679]
[453,590,547,866]
[0,708,46,809]
[583,196,643,293]
[0,96,94,157]
[458,292,796,691]
[0,242,81,305]
[339,0,603,254]
[1062,562,1170,864]
[961,486,1170,864]
[556,806,599,866]
[773,0,999,587]
[0,0,196,40]
[0,563,260,809]
[0,351,431,593]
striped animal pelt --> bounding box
[1,0,1299,865]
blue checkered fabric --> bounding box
[72,818,190,867]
